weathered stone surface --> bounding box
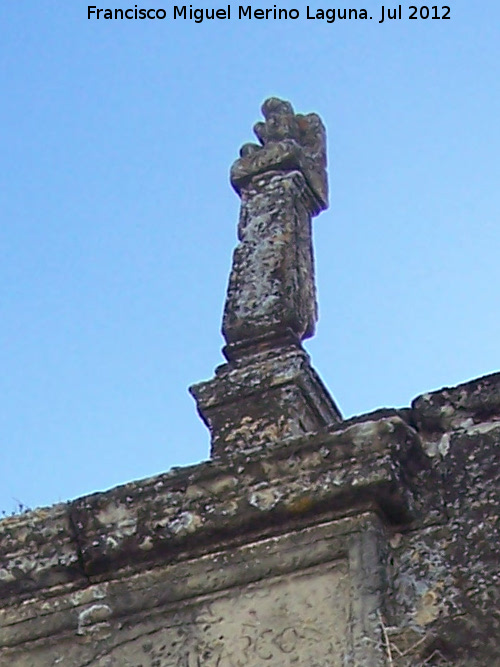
[379,373,500,666]
[0,503,83,601]
[1,514,388,666]
[191,98,340,455]
[0,414,425,603]
[224,98,328,351]
[231,97,328,212]
[190,344,341,457]
[222,171,318,348]
[411,371,500,441]
[68,414,421,578]
[1,373,499,665]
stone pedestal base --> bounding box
[190,344,341,458]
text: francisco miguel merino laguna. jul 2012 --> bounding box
[87,5,452,23]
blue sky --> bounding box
[1,1,499,512]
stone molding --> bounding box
[1,413,430,602]
[1,513,388,666]
[1,371,499,665]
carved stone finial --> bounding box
[231,97,328,213]
[190,99,341,458]
[222,98,329,358]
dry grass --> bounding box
[376,611,450,666]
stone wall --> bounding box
[1,372,499,666]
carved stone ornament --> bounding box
[230,97,328,213]
[190,98,341,457]
[222,98,329,354]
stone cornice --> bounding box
[1,414,426,603]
